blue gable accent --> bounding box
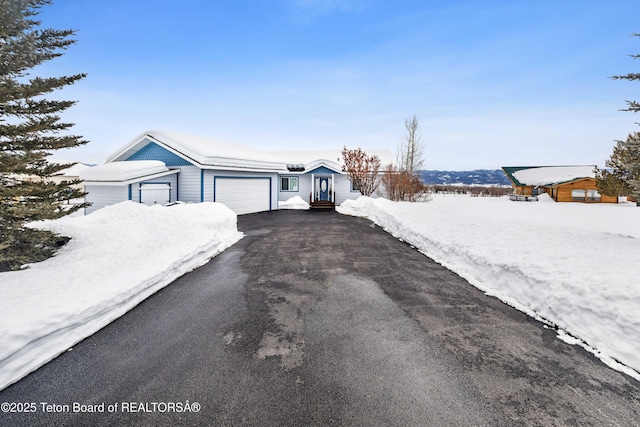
[305,165,341,175]
[126,141,193,166]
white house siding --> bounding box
[333,174,361,205]
[278,174,311,204]
[84,185,129,215]
[278,173,361,205]
[176,166,201,203]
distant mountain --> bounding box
[418,169,511,186]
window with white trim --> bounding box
[587,189,601,202]
[281,176,299,192]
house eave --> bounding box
[83,169,180,186]
[199,164,287,173]
[305,160,344,174]
[544,177,595,188]
[108,131,287,172]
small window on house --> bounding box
[571,189,586,201]
[281,176,299,192]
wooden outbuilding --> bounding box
[501,166,617,203]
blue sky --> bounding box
[36,0,640,169]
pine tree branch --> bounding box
[620,100,640,113]
[611,73,640,81]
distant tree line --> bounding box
[430,185,511,197]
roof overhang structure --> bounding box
[272,149,395,176]
[107,130,288,173]
[305,159,344,174]
[79,160,179,185]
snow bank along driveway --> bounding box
[0,202,242,391]
[1,195,638,392]
[338,195,640,381]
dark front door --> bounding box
[319,177,329,201]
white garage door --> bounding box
[214,178,271,215]
[140,183,171,205]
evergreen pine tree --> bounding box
[624,132,640,200]
[598,34,640,206]
[1,0,88,270]
[595,133,640,199]
[611,33,640,113]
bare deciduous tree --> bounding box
[341,146,381,196]
[385,115,428,201]
[398,114,424,174]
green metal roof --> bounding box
[501,165,597,187]
[501,166,538,187]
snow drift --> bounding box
[0,202,243,391]
[278,195,310,210]
[337,195,640,380]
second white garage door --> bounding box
[214,177,271,215]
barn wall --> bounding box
[600,194,618,203]
[553,178,617,203]
[513,185,534,195]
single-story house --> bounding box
[501,165,618,203]
[80,130,393,215]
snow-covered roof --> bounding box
[270,149,395,172]
[504,166,596,186]
[108,130,287,172]
[46,158,93,176]
[80,160,173,182]
[105,130,396,174]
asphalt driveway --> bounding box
[1,210,638,426]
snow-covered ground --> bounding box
[1,194,638,392]
[0,202,242,391]
[338,194,640,380]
